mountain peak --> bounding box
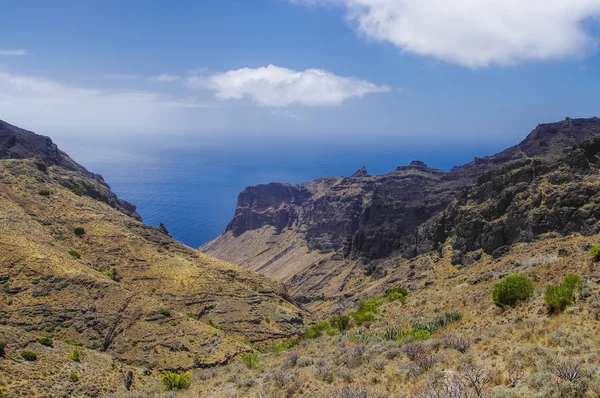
[351,166,369,178]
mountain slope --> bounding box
[0,120,306,395]
[202,117,600,308]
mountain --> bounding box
[0,120,305,396]
[202,117,600,308]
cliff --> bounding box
[203,117,600,306]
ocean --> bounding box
[84,143,502,248]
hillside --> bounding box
[202,117,600,308]
[0,120,305,396]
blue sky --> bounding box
[1,0,600,160]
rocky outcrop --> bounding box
[415,136,600,264]
[204,117,600,303]
[0,119,140,219]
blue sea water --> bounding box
[83,142,506,248]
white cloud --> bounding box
[0,49,27,56]
[150,73,180,82]
[186,64,390,107]
[0,71,214,133]
[293,0,600,68]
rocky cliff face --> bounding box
[0,119,139,218]
[203,117,600,306]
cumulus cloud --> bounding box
[187,64,390,107]
[0,49,27,56]
[293,0,600,67]
[150,73,180,82]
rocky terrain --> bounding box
[3,117,600,397]
[203,118,600,308]
[0,120,305,396]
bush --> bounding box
[161,371,191,391]
[38,336,53,347]
[38,189,50,196]
[69,348,80,362]
[351,298,382,326]
[68,250,81,259]
[545,274,580,314]
[21,351,37,361]
[240,352,260,369]
[0,342,5,357]
[302,321,330,339]
[70,370,80,383]
[329,315,350,331]
[159,308,171,317]
[73,227,85,237]
[104,268,119,281]
[492,274,535,307]
[387,286,408,302]
[589,244,600,261]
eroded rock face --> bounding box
[204,117,600,300]
[0,119,140,219]
[415,136,600,264]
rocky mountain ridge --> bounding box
[203,117,600,307]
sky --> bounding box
[1,0,600,160]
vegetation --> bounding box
[38,336,53,347]
[104,268,119,281]
[70,370,80,383]
[386,286,408,302]
[73,227,86,237]
[68,250,81,259]
[161,371,191,391]
[0,342,5,357]
[351,297,383,326]
[302,321,330,339]
[240,352,260,369]
[492,273,535,307]
[544,274,581,314]
[329,315,350,331]
[68,348,80,362]
[21,351,37,361]
[38,189,50,196]
[589,244,600,261]
[159,308,171,317]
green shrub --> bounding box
[71,188,81,196]
[161,371,191,391]
[589,244,600,261]
[104,268,119,281]
[302,321,330,339]
[38,189,50,196]
[73,227,85,237]
[70,370,80,383]
[544,274,580,314]
[0,342,5,357]
[398,329,431,342]
[492,274,535,307]
[351,298,382,326]
[159,308,171,317]
[68,250,81,259]
[240,352,260,369]
[329,315,350,331]
[69,348,80,362]
[38,336,53,347]
[387,286,408,302]
[21,351,37,361]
